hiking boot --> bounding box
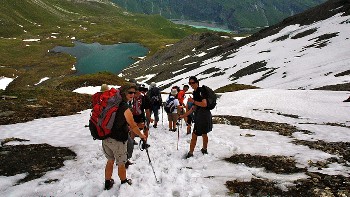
[153,124,157,128]
[104,179,114,190]
[125,160,133,169]
[121,178,132,185]
[185,152,193,159]
[172,128,177,132]
[201,148,208,155]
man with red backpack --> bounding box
[91,83,148,190]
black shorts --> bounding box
[133,114,145,124]
[186,115,193,125]
[193,109,212,136]
[133,114,149,129]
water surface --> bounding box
[52,41,148,74]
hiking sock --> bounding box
[201,148,208,154]
[104,179,114,190]
[121,178,132,185]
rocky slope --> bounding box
[121,0,350,91]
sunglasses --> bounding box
[188,81,196,85]
[128,91,136,95]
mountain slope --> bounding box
[110,0,326,32]
[121,0,350,91]
[0,0,205,90]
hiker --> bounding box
[130,85,152,141]
[103,83,147,190]
[125,85,152,169]
[172,86,181,95]
[178,85,189,106]
[177,85,189,123]
[148,82,162,128]
[180,76,213,158]
[165,88,180,131]
[91,84,109,107]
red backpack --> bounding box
[91,92,102,107]
[132,94,143,115]
[89,88,122,140]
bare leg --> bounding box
[118,163,127,181]
[202,134,208,150]
[187,124,191,134]
[189,132,198,154]
[105,160,114,180]
[168,121,172,130]
[172,121,177,130]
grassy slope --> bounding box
[0,0,204,89]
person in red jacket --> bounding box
[177,85,189,106]
[177,85,189,124]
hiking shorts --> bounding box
[167,113,179,122]
[102,138,127,165]
[133,114,145,124]
[186,115,193,126]
[193,109,212,136]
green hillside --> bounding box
[0,0,205,89]
[110,0,326,32]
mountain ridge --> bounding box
[110,0,327,32]
[120,0,350,91]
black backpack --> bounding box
[164,96,176,113]
[202,85,217,110]
[149,87,162,106]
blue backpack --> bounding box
[164,96,176,113]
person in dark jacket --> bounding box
[102,83,147,190]
[180,76,213,159]
[148,82,162,128]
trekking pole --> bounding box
[162,102,165,129]
[139,140,161,184]
[181,118,183,128]
[176,119,180,150]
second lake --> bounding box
[51,41,149,74]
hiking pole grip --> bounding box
[139,139,150,151]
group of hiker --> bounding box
[90,76,214,190]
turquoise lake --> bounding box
[51,41,148,74]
